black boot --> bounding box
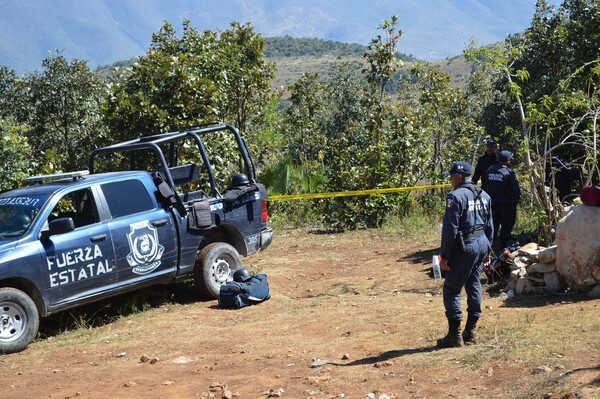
[436,319,464,348]
[462,315,479,345]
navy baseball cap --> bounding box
[499,150,514,161]
[486,138,497,147]
[443,161,473,176]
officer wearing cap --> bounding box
[437,161,494,348]
[482,150,520,249]
[472,138,499,187]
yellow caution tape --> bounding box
[268,183,452,201]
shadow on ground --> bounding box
[38,280,205,340]
[322,346,437,367]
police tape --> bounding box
[268,183,452,201]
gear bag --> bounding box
[152,171,187,216]
[189,199,215,231]
[484,244,520,283]
[218,274,271,308]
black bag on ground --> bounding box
[218,274,271,308]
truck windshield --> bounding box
[0,195,46,238]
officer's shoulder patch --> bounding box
[447,198,454,208]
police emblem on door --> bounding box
[126,221,164,275]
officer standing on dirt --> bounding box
[438,161,494,348]
[472,138,499,187]
[482,150,520,250]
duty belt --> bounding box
[464,230,485,240]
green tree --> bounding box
[0,118,31,190]
[0,66,21,119]
[283,72,329,168]
[411,63,478,177]
[218,22,276,135]
[22,53,107,172]
[105,21,221,139]
[465,6,600,243]
[315,18,430,229]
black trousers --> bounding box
[492,202,517,248]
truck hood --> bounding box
[0,238,18,257]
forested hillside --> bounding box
[1,0,599,241]
[264,36,418,61]
[96,35,459,88]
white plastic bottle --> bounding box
[432,255,442,280]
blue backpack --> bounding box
[218,274,271,308]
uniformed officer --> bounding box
[438,161,493,348]
[472,138,498,187]
[482,150,520,249]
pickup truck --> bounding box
[0,124,272,353]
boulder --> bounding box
[516,277,531,295]
[555,205,600,291]
[518,243,540,259]
[543,272,565,293]
[526,262,556,274]
[510,268,526,281]
[538,246,557,264]
[589,285,600,298]
[526,274,544,284]
[512,256,530,270]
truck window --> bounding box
[49,188,98,228]
[0,195,45,237]
[101,180,155,218]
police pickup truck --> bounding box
[0,124,272,353]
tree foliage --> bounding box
[104,21,222,138]
[2,53,108,175]
[1,8,599,235]
[104,21,276,142]
[0,118,31,190]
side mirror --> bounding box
[41,217,75,238]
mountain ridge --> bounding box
[0,0,562,74]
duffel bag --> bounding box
[218,274,271,308]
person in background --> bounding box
[437,161,493,348]
[482,150,520,249]
[472,138,499,188]
[547,157,583,203]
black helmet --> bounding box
[12,214,31,228]
[231,173,250,187]
[233,268,252,282]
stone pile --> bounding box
[504,243,566,296]
[501,204,600,298]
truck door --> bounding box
[42,187,118,306]
[99,179,177,286]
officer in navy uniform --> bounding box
[481,150,520,249]
[472,138,499,187]
[438,161,494,348]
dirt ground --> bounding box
[0,228,598,399]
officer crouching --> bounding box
[437,161,494,348]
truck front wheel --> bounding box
[0,288,39,354]
[194,242,243,299]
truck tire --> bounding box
[194,242,243,299]
[0,288,39,354]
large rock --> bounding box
[526,262,556,274]
[516,277,531,295]
[555,205,600,291]
[543,271,565,293]
[538,246,557,264]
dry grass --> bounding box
[271,53,473,89]
[1,228,598,398]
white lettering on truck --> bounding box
[47,244,114,287]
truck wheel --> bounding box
[0,288,39,354]
[194,242,243,299]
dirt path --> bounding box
[1,229,598,398]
